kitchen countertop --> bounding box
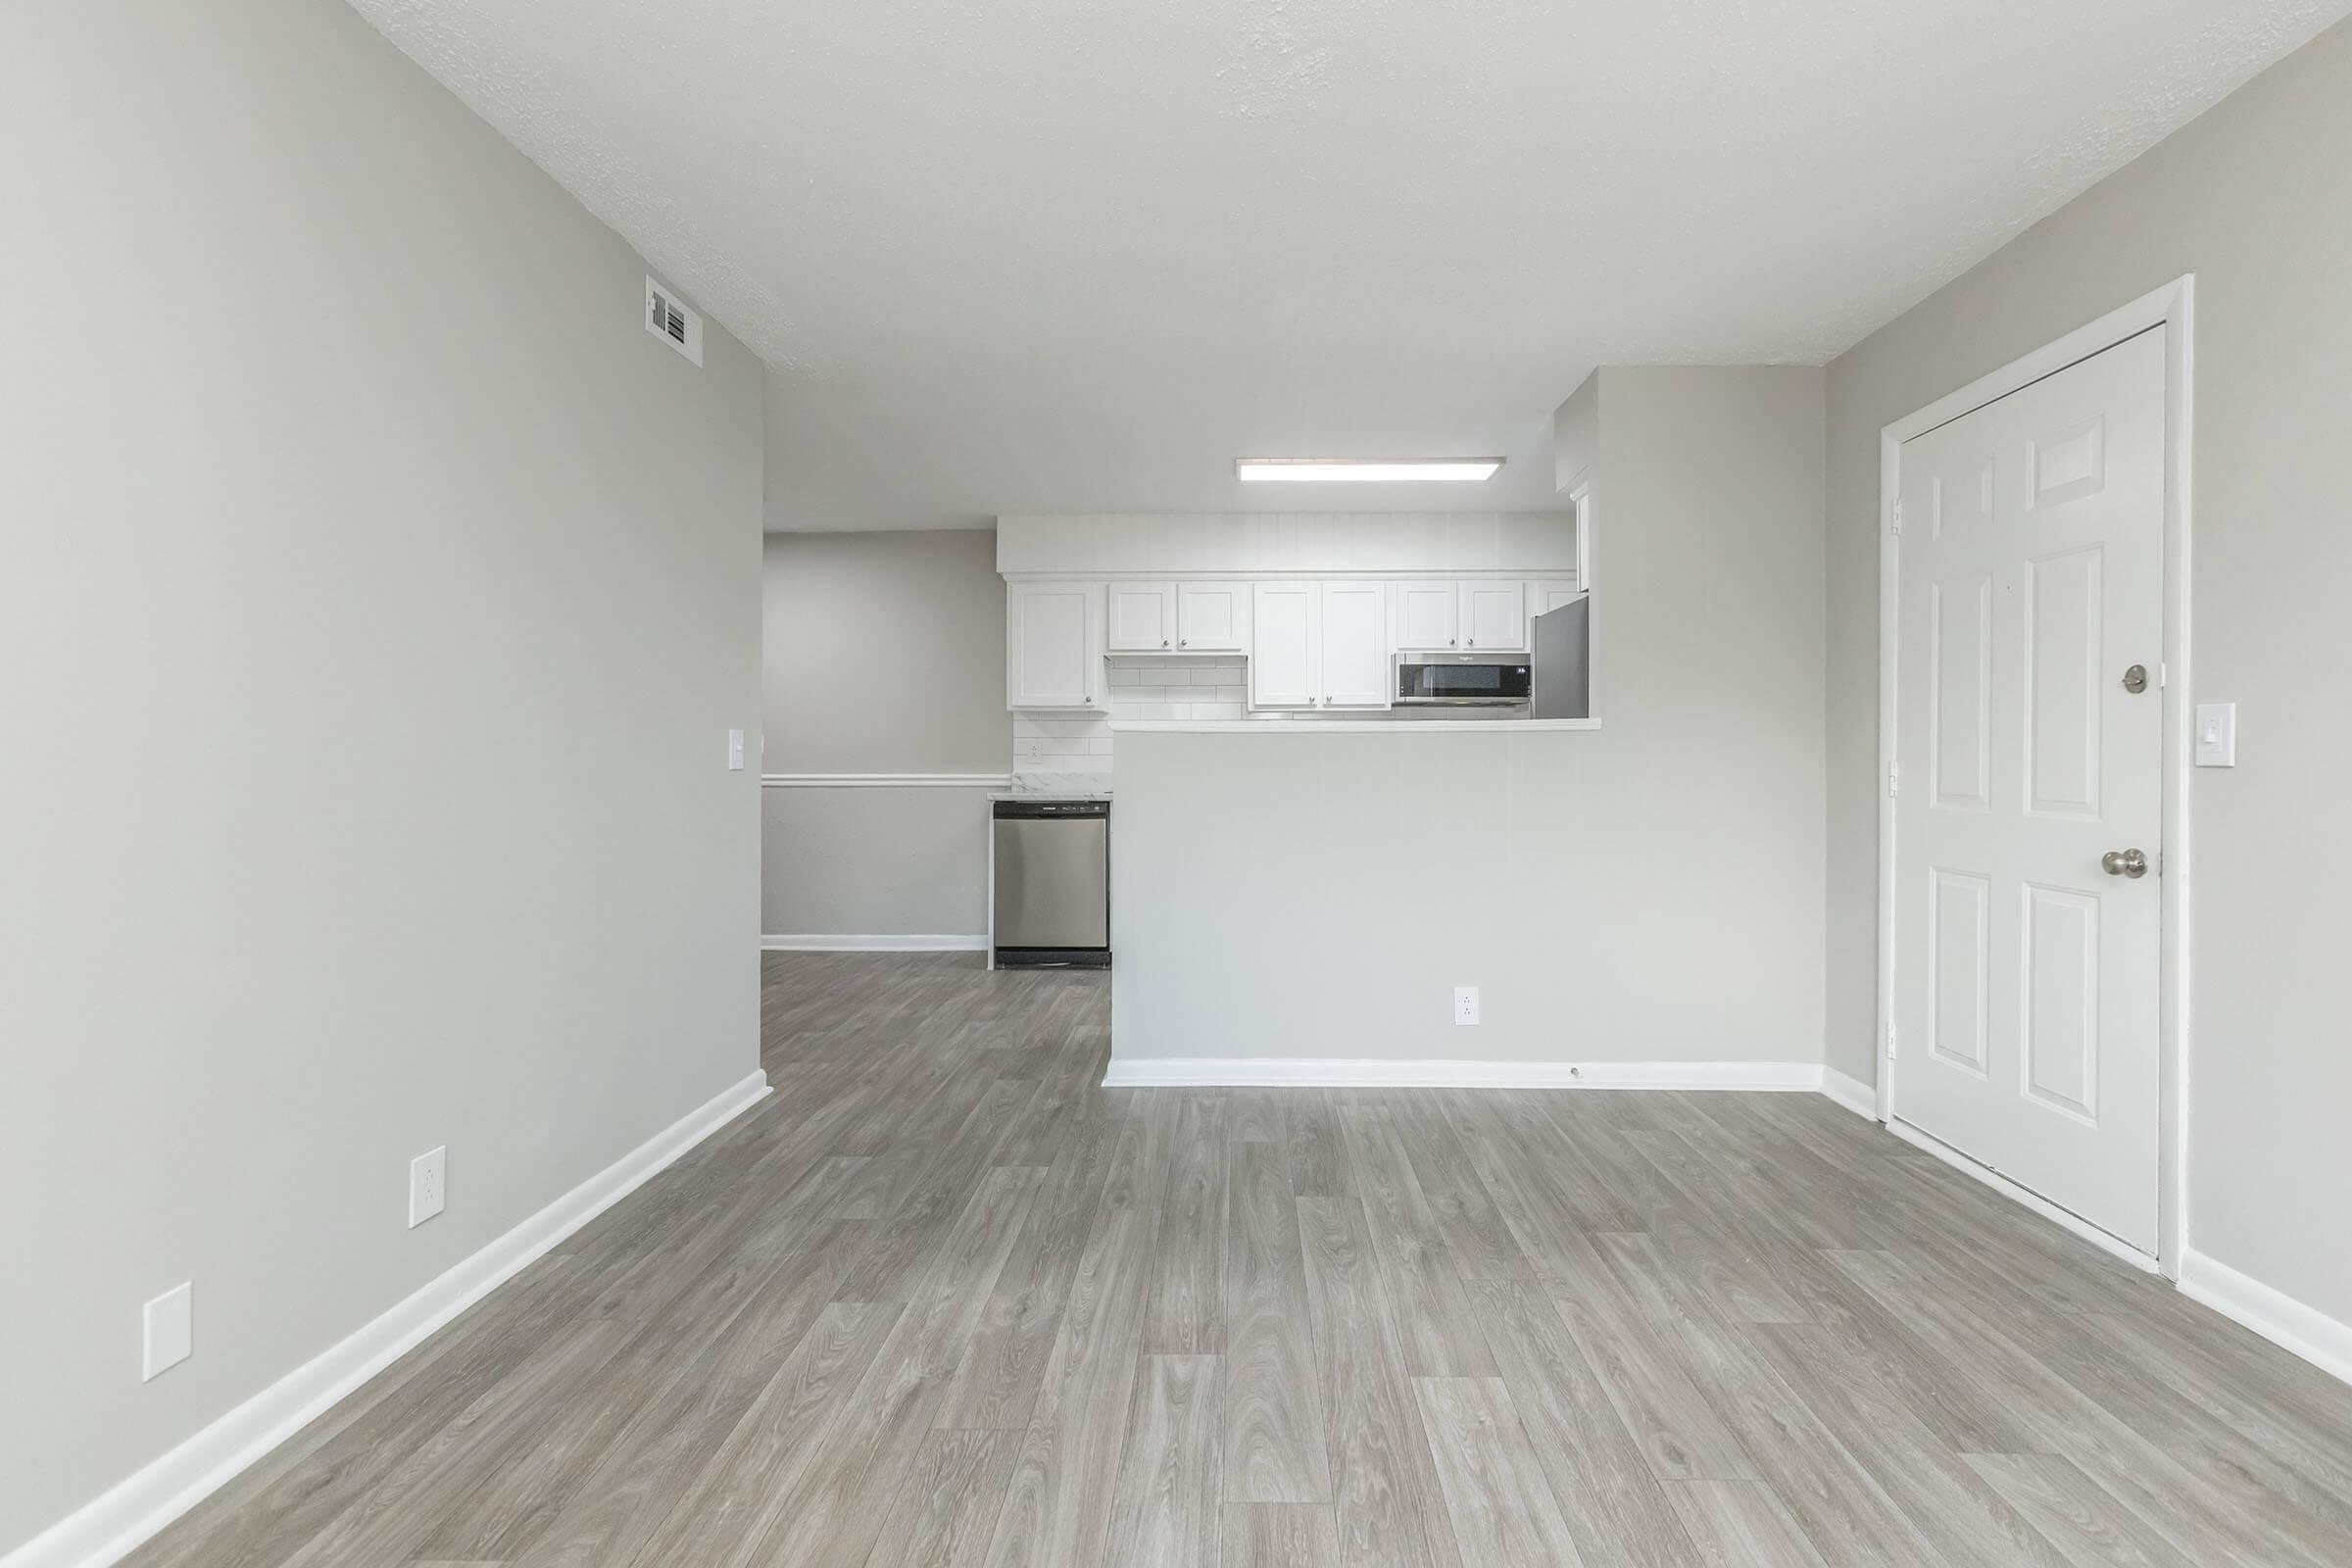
[987,789,1113,803]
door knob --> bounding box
[2101,848,2149,879]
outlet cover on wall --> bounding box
[142,1282,192,1381]
[409,1146,447,1228]
[1453,986,1481,1026]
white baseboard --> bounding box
[2,1070,771,1568]
[1101,1057,1829,1091]
[2178,1250,2352,1389]
[761,934,989,953]
[1821,1066,1879,1119]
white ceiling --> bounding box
[353,0,2344,529]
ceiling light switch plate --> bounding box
[2194,703,2236,766]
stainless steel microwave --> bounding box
[1395,651,1533,707]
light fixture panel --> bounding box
[1236,458,1503,483]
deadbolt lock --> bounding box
[2122,663,2149,694]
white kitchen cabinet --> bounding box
[1249,583,1319,709]
[1529,578,1583,618]
[1396,579,1527,651]
[1176,581,1248,652]
[1319,582,1392,709]
[1393,580,1459,651]
[1106,581,1178,651]
[1527,578,1582,646]
[1461,580,1528,651]
[1007,582,1105,710]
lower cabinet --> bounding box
[1249,581,1393,710]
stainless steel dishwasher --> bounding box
[991,798,1110,967]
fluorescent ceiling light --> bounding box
[1236,458,1504,483]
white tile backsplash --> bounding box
[1011,657,1250,781]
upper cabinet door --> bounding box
[1460,581,1528,650]
[1527,578,1581,650]
[1249,583,1319,709]
[1393,580,1459,650]
[1106,581,1177,651]
[1529,578,1583,616]
[1175,582,1248,652]
[1007,582,1102,709]
[1320,582,1393,709]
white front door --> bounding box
[1893,325,2165,1252]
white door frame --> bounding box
[1876,275,2195,1277]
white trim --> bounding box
[1,1070,771,1568]
[1102,1057,1825,1090]
[1110,718,1601,734]
[1876,275,2195,1277]
[2177,1250,2352,1390]
[760,772,1010,788]
[1887,1116,2158,1275]
[761,933,989,953]
[1822,1066,1879,1119]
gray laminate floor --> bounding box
[127,952,2352,1567]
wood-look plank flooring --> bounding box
[126,953,2352,1567]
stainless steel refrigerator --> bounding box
[1531,596,1591,719]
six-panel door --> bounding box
[1892,326,2164,1251]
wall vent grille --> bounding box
[644,275,705,367]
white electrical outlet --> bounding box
[409,1146,447,1228]
[1453,986,1480,1026]
[142,1282,192,1381]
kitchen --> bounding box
[761,367,1824,1086]
[988,506,1595,968]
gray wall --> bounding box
[760,531,1006,938]
[1824,22,2352,1325]
[0,1,764,1552]
[1114,368,1827,1067]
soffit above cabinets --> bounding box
[996,513,1578,577]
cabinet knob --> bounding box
[1161,640,1169,648]
[1179,639,1188,647]
[1449,638,1457,647]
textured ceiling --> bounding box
[351,0,2345,528]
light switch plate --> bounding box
[726,728,747,770]
[143,1282,192,1381]
[409,1146,447,1228]
[2194,703,2236,766]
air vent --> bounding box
[644,275,705,367]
